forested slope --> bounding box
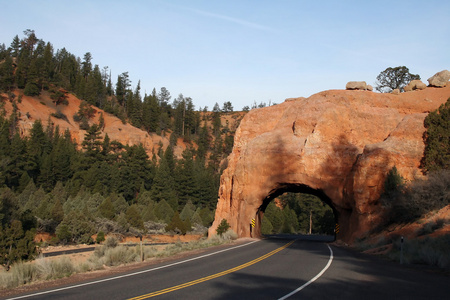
[0,30,246,267]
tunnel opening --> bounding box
[256,184,338,239]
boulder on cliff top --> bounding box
[404,79,427,92]
[346,81,370,90]
[427,70,450,87]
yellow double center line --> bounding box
[128,239,296,299]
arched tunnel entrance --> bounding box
[251,184,339,239]
[208,87,442,243]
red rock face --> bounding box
[209,87,450,243]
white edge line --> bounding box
[277,244,334,300]
[7,240,260,300]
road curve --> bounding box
[3,235,448,300]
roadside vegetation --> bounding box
[0,233,237,290]
[356,98,450,270]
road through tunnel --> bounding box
[252,184,341,240]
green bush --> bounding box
[261,217,273,235]
[96,231,105,244]
[216,219,230,236]
[23,82,40,96]
[165,212,189,235]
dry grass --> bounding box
[0,232,237,290]
[389,234,450,270]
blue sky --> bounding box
[1,0,449,110]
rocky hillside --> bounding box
[1,89,245,159]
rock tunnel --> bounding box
[208,87,449,243]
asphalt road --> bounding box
[4,235,449,300]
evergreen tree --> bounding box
[26,119,51,181]
[126,204,144,230]
[85,64,106,107]
[10,35,20,57]
[264,202,284,233]
[199,207,214,227]
[128,81,143,128]
[179,200,196,221]
[0,55,14,91]
[151,157,178,211]
[190,208,203,226]
[81,52,92,80]
[154,199,174,224]
[115,71,131,106]
[165,211,189,234]
[98,196,115,220]
[4,133,27,189]
[196,123,210,160]
[422,98,450,172]
[0,220,37,268]
[142,92,160,133]
[50,197,64,225]
[82,124,103,161]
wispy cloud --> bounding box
[167,3,277,33]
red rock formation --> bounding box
[209,86,450,243]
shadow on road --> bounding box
[211,235,449,300]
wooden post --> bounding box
[309,210,312,235]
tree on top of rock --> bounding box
[375,66,420,93]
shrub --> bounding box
[96,231,105,244]
[417,219,445,236]
[389,235,450,270]
[50,110,69,122]
[383,166,404,198]
[105,236,118,248]
[103,246,138,266]
[261,217,273,235]
[382,169,450,224]
[50,89,69,106]
[221,229,238,240]
[216,219,230,236]
[36,256,75,279]
[165,212,189,235]
[23,82,40,96]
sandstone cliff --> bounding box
[209,86,450,242]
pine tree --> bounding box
[115,72,131,106]
[126,204,145,230]
[422,98,450,172]
[81,52,92,81]
[175,149,198,206]
[165,211,188,235]
[82,124,102,161]
[264,202,284,233]
[154,199,174,224]
[10,35,20,58]
[98,196,115,220]
[142,92,160,133]
[0,55,14,92]
[128,81,143,128]
[179,200,196,221]
[196,123,210,160]
[151,157,178,211]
